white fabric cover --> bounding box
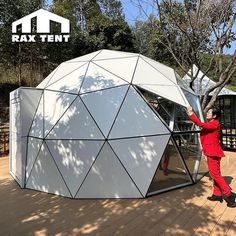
[46,63,88,94]
[45,62,86,88]
[132,58,175,86]
[29,94,44,138]
[46,140,104,197]
[26,137,43,179]
[47,96,104,139]
[109,134,170,196]
[93,57,139,83]
[21,89,43,136]
[76,142,142,198]
[43,90,77,137]
[80,85,129,137]
[26,143,71,197]
[140,56,177,84]
[109,86,170,138]
[37,66,60,89]
[183,65,236,96]
[80,62,129,94]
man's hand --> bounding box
[187,106,193,116]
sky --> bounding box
[121,0,157,25]
[47,0,156,24]
[121,0,236,55]
[46,0,235,54]
[121,0,236,34]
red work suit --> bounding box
[189,114,231,197]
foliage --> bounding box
[0,0,235,118]
[87,14,135,51]
[132,14,176,65]
[0,0,135,88]
[151,0,236,113]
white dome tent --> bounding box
[183,64,236,96]
[10,49,207,198]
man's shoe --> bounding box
[207,195,223,202]
[224,193,236,208]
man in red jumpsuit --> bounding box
[187,106,236,208]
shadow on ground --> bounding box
[0,154,236,236]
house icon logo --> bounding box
[12,9,70,42]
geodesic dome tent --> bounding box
[10,49,208,198]
[183,65,236,96]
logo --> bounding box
[12,9,70,42]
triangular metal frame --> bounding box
[11,50,206,199]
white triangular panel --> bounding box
[93,57,139,83]
[177,86,190,107]
[43,90,77,137]
[37,66,59,89]
[137,84,187,107]
[109,86,170,139]
[93,49,136,60]
[176,72,195,94]
[26,143,71,197]
[76,142,142,198]
[10,134,21,184]
[183,65,236,96]
[80,85,129,137]
[47,96,104,139]
[46,140,104,197]
[21,89,43,136]
[80,63,128,94]
[181,88,203,122]
[132,58,175,86]
[26,137,43,179]
[29,95,44,138]
[46,63,88,93]
[10,99,21,134]
[10,135,27,187]
[140,56,177,84]
[109,135,170,196]
[46,62,86,87]
[66,51,101,62]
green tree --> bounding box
[0,0,135,87]
[131,0,236,114]
[87,14,135,51]
[51,0,135,55]
[98,0,123,19]
[0,0,47,86]
[132,14,175,65]
[155,0,236,113]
